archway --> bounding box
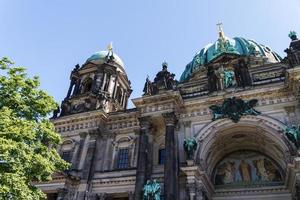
[193,115,295,199]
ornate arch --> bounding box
[194,115,296,177]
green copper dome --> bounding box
[180,36,282,82]
[86,50,125,69]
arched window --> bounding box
[81,77,93,93]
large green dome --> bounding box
[180,36,282,82]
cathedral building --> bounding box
[38,27,300,200]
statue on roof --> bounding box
[152,61,177,93]
[289,31,298,41]
[214,22,239,57]
[207,65,218,92]
[235,59,252,88]
[143,76,153,96]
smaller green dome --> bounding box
[86,50,125,69]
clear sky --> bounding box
[1,0,300,108]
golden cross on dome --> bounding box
[107,42,113,52]
[216,22,225,39]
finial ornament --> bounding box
[216,22,225,39]
[162,61,168,68]
[107,42,113,52]
[289,31,298,41]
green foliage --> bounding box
[0,57,69,200]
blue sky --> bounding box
[1,0,300,108]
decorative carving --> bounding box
[284,30,300,68]
[289,31,298,41]
[209,97,260,123]
[284,125,300,149]
[143,180,161,200]
[162,112,177,126]
[138,116,152,129]
[183,137,198,160]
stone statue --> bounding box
[143,76,153,95]
[289,31,298,41]
[153,62,177,93]
[207,66,218,92]
[223,162,235,184]
[284,125,300,149]
[143,180,161,200]
[223,69,234,88]
[237,59,252,87]
[253,158,269,181]
[209,97,260,123]
[239,160,251,182]
[215,66,224,90]
[51,105,60,119]
[183,137,198,160]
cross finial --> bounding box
[216,22,225,39]
[107,42,113,52]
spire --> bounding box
[106,42,114,61]
[217,22,225,39]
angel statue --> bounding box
[183,137,198,160]
[143,180,161,200]
[284,125,300,149]
[209,97,260,123]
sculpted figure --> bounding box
[239,160,251,182]
[183,137,198,160]
[215,66,224,90]
[238,59,252,87]
[284,125,300,149]
[223,162,235,184]
[207,66,218,92]
[51,105,60,119]
[153,62,177,91]
[143,76,153,95]
[143,180,161,200]
[223,69,235,88]
[253,158,269,181]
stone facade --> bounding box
[37,30,300,200]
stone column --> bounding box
[73,79,81,95]
[163,112,179,200]
[134,116,151,200]
[101,73,107,91]
[66,78,75,99]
